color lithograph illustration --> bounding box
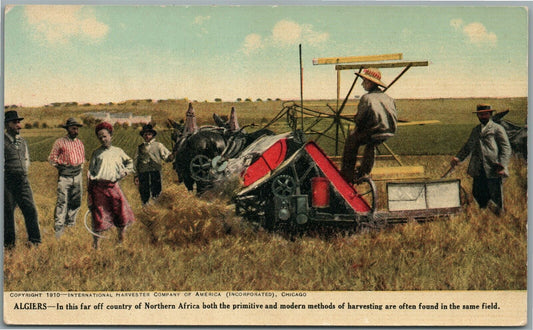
[2,4,528,326]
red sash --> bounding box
[88,180,135,232]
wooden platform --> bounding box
[330,156,426,181]
[371,166,426,181]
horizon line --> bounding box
[4,95,529,109]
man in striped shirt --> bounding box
[48,118,85,238]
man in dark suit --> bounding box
[451,104,512,215]
[4,111,41,248]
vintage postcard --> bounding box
[2,3,528,326]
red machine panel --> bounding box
[242,138,288,186]
[304,142,372,213]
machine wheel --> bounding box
[190,155,213,182]
[235,195,274,230]
[235,196,264,219]
[271,175,296,198]
[353,176,377,213]
[211,155,228,173]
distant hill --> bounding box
[4,97,527,128]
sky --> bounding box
[2,4,529,107]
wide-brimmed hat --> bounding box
[140,124,157,137]
[61,117,83,128]
[473,104,496,113]
[354,68,387,88]
[4,110,24,123]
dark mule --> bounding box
[493,110,527,160]
[168,103,276,194]
[212,111,275,158]
[219,127,275,159]
[169,118,274,193]
[172,128,226,193]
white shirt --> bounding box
[88,146,133,182]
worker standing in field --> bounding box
[451,104,512,215]
[4,110,41,248]
[87,122,135,249]
[340,68,398,183]
[48,118,85,238]
[134,124,173,205]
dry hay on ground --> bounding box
[136,184,247,246]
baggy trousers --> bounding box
[4,173,41,247]
[88,180,135,232]
[341,130,378,183]
[138,171,162,204]
[472,173,504,212]
[54,173,82,232]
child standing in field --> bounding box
[134,124,173,205]
[87,122,135,249]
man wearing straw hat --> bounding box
[4,110,41,248]
[48,118,85,238]
[340,67,398,183]
[451,104,511,215]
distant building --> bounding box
[84,112,151,126]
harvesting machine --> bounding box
[191,130,462,231]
